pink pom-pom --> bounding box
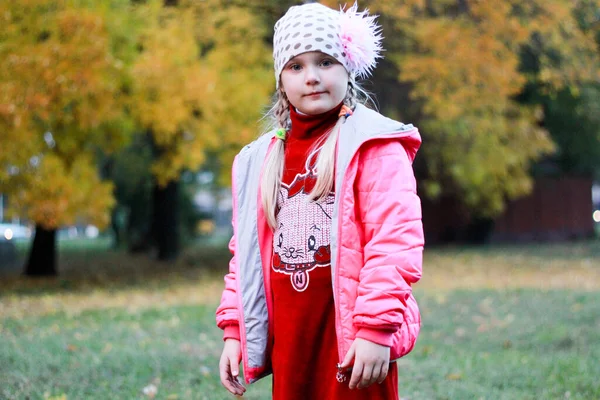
[339,2,384,79]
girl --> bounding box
[216,3,423,399]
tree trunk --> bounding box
[152,179,180,261]
[24,225,57,276]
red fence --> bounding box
[421,177,595,244]
[491,177,595,242]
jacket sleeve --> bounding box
[215,157,241,341]
[352,139,424,347]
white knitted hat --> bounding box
[273,2,383,88]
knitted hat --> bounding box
[273,2,383,88]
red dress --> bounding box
[270,104,399,400]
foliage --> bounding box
[542,84,600,177]
[522,1,600,178]
[108,135,154,247]
[2,0,597,234]
[14,154,116,229]
[130,0,273,187]
[324,0,600,216]
[193,0,275,185]
[0,0,137,229]
[129,1,210,187]
[0,0,272,231]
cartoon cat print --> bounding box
[272,149,333,292]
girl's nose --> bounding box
[304,66,320,85]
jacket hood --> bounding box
[348,104,421,162]
[256,103,421,163]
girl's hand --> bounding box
[339,338,391,390]
[219,339,246,396]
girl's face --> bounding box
[280,51,349,115]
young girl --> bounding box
[216,3,423,399]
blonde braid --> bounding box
[261,90,288,229]
[345,78,359,109]
[275,89,291,130]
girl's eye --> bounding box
[308,235,316,250]
[320,59,333,67]
[289,64,301,71]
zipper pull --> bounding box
[336,363,348,383]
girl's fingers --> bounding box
[219,355,245,396]
[377,362,389,384]
[219,359,237,394]
[228,373,246,395]
[348,360,364,390]
[358,363,374,389]
[339,341,356,370]
[228,355,240,381]
[230,374,246,392]
[368,362,383,386]
[227,355,246,395]
[229,357,239,378]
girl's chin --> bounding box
[296,102,336,115]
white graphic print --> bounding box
[272,149,333,292]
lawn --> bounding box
[1,240,599,399]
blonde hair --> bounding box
[260,77,373,229]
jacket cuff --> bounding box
[223,324,241,341]
[355,327,395,347]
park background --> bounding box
[1,0,599,399]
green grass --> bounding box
[0,304,271,400]
[1,290,599,399]
[1,240,599,399]
[13,237,114,257]
[401,289,600,400]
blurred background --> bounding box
[0,1,599,399]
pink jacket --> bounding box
[216,104,424,384]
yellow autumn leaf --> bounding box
[446,373,463,381]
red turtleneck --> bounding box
[281,103,341,184]
[270,103,398,400]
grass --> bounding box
[0,240,599,399]
[0,305,225,399]
[402,289,600,399]
[11,237,115,256]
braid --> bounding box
[261,89,288,229]
[275,89,291,130]
[345,80,357,109]
[344,78,361,110]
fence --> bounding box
[421,177,595,244]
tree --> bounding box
[103,135,154,251]
[519,0,600,179]
[127,0,272,259]
[0,0,274,273]
[323,0,599,217]
[541,84,600,178]
[0,1,136,275]
[185,0,274,184]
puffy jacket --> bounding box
[216,104,424,384]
